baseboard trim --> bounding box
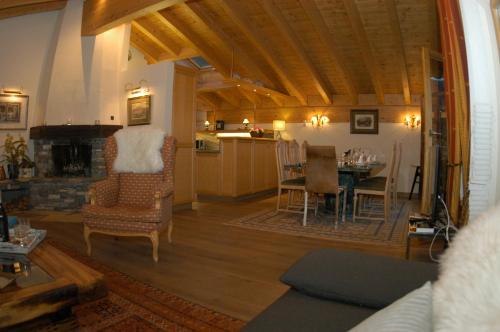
[173,202,193,211]
[197,189,277,202]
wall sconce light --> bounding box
[204,120,210,130]
[273,120,286,139]
[125,79,150,97]
[1,86,23,95]
[311,114,330,128]
[243,118,250,129]
[404,114,421,129]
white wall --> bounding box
[0,10,60,153]
[225,122,420,193]
[0,0,175,165]
[121,57,174,134]
[459,0,500,220]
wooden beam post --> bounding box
[132,17,182,56]
[260,0,332,104]
[299,0,359,104]
[185,2,287,94]
[218,0,308,105]
[0,0,67,20]
[81,0,184,36]
[157,7,231,77]
[342,0,385,104]
[384,0,412,105]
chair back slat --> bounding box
[288,140,301,164]
[275,139,290,182]
[305,145,338,193]
[385,142,397,193]
[393,142,402,190]
[301,140,308,163]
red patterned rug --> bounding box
[41,240,245,332]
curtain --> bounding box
[437,0,470,226]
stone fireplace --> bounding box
[28,125,122,210]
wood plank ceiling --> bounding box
[130,0,439,109]
[0,0,67,20]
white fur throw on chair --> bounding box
[433,204,500,331]
[113,127,165,173]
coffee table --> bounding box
[0,241,106,328]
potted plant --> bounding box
[1,134,33,180]
[250,127,265,138]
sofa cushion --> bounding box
[241,289,376,332]
[281,248,438,309]
[349,281,433,332]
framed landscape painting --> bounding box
[0,94,29,130]
[350,109,379,134]
[127,95,151,126]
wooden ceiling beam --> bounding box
[130,27,160,64]
[198,75,289,108]
[157,7,231,77]
[260,0,332,104]
[197,81,235,93]
[228,78,290,104]
[0,0,66,20]
[81,0,184,36]
[215,90,240,108]
[238,88,261,106]
[185,2,286,93]
[132,17,182,56]
[218,0,308,105]
[197,93,221,109]
[384,0,411,105]
[299,0,358,104]
[342,0,385,104]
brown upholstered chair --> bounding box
[82,135,176,262]
[305,146,346,225]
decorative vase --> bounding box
[7,164,19,180]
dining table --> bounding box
[284,162,386,219]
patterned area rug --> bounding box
[38,240,245,332]
[225,200,408,247]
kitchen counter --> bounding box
[196,137,277,198]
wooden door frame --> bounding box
[420,47,443,214]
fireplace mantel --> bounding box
[30,125,122,140]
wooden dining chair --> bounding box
[353,144,397,223]
[276,139,309,223]
[305,146,346,226]
[362,142,401,210]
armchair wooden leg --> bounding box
[151,231,159,263]
[83,225,92,256]
[167,222,173,243]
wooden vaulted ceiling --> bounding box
[129,0,439,108]
[0,0,439,109]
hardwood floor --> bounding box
[19,196,442,322]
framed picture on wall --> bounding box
[127,95,151,126]
[0,94,29,130]
[350,109,379,134]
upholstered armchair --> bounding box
[82,135,176,262]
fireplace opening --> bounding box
[52,144,92,177]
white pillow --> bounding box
[433,204,500,331]
[113,127,165,173]
[350,282,433,332]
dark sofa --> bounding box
[242,249,438,332]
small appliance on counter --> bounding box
[195,140,206,150]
